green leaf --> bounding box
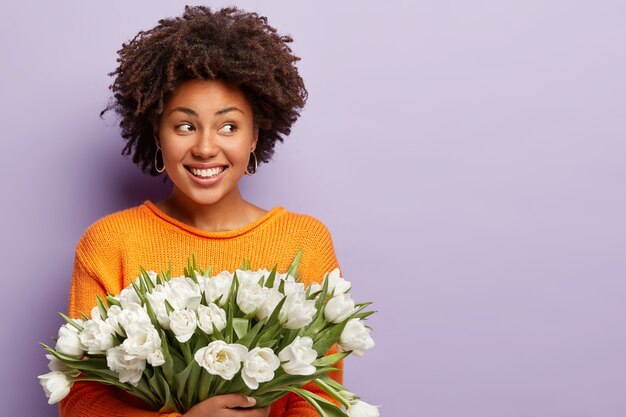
[105,295,121,307]
[236,318,266,348]
[312,351,351,368]
[166,262,173,281]
[210,322,225,341]
[232,318,250,340]
[139,266,155,292]
[255,390,288,408]
[96,296,108,320]
[254,366,339,396]
[281,386,329,417]
[157,370,179,413]
[142,295,161,329]
[58,313,84,332]
[159,330,175,386]
[263,296,287,330]
[202,265,213,278]
[352,310,377,320]
[225,273,240,343]
[286,386,348,417]
[256,338,278,349]
[265,264,278,288]
[180,340,193,364]
[276,328,299,353]
[174,361,195,402]
[224,374,248,394]
[148,367,165,403]
[318,374,348,393]
[314,377,352,408]
[185,361,202,410]
[41,344,106,371]
[301,299,327,337]
[285,249,303,280]
[134,376,161,407]
[313,321,348,356]
[131,281,146,303]
[197,368,214,402]
[194,331,209,351]
[164,299,175,315]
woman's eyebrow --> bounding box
[167,106,244,117]
[215,106,244,116]
[168,106,198,117]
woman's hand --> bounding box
[183,394,270,417]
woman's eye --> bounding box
[175,123,194,133]
[219,123,238,134]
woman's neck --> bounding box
[156,187,263,233]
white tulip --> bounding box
[90,306,103,321]
[197,304,227,335]
[167,277,202,311]
[324,294,356,323]
[324,268,351,296]
[78,319,116,355]
[119,287,141,309]
[255,288,284,321]
[279,291,316,329]
[347,400,380,417]
[308,283,322,295]
[106,303,151,336]
[121,322,163,363]
[283,280,305,297]
[145,284,173,329]
[234,269,264,285]
[148,349,165,367]
[45,354,79,376]
[241,347,280,389]
[338,319,375,356]
[38,371,72,404]
[236,281,266,315]
[203,271,234,305]
[278,336,317,375]
[106,346,146,385]
[194,341,248,380]
[168,309,197,343]
[55,322,85,357]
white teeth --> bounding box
[190,167,225,178]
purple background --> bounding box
[1,1,625,416]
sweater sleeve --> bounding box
[59,233,182,417]
[283,219,344,416]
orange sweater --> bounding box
[59,201,343,417]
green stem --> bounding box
[180,342,193,364]
[314,378,351,408]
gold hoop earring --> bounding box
[155,146,166,173]
[245,151,258,176]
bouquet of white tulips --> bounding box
[39,252,379,416]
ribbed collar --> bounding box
[142,200,286,239]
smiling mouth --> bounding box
[185,166,227,179]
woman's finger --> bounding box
[219,393,257,409]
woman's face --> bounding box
[156,79,258,207]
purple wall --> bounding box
[2,1,625,416]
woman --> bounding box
[60,6,343,417]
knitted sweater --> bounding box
[59,201,343,417]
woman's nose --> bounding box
[191,132,219,159]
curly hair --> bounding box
[102,5,307,176]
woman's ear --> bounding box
[152,117,161,147]
[251,127,259,152]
